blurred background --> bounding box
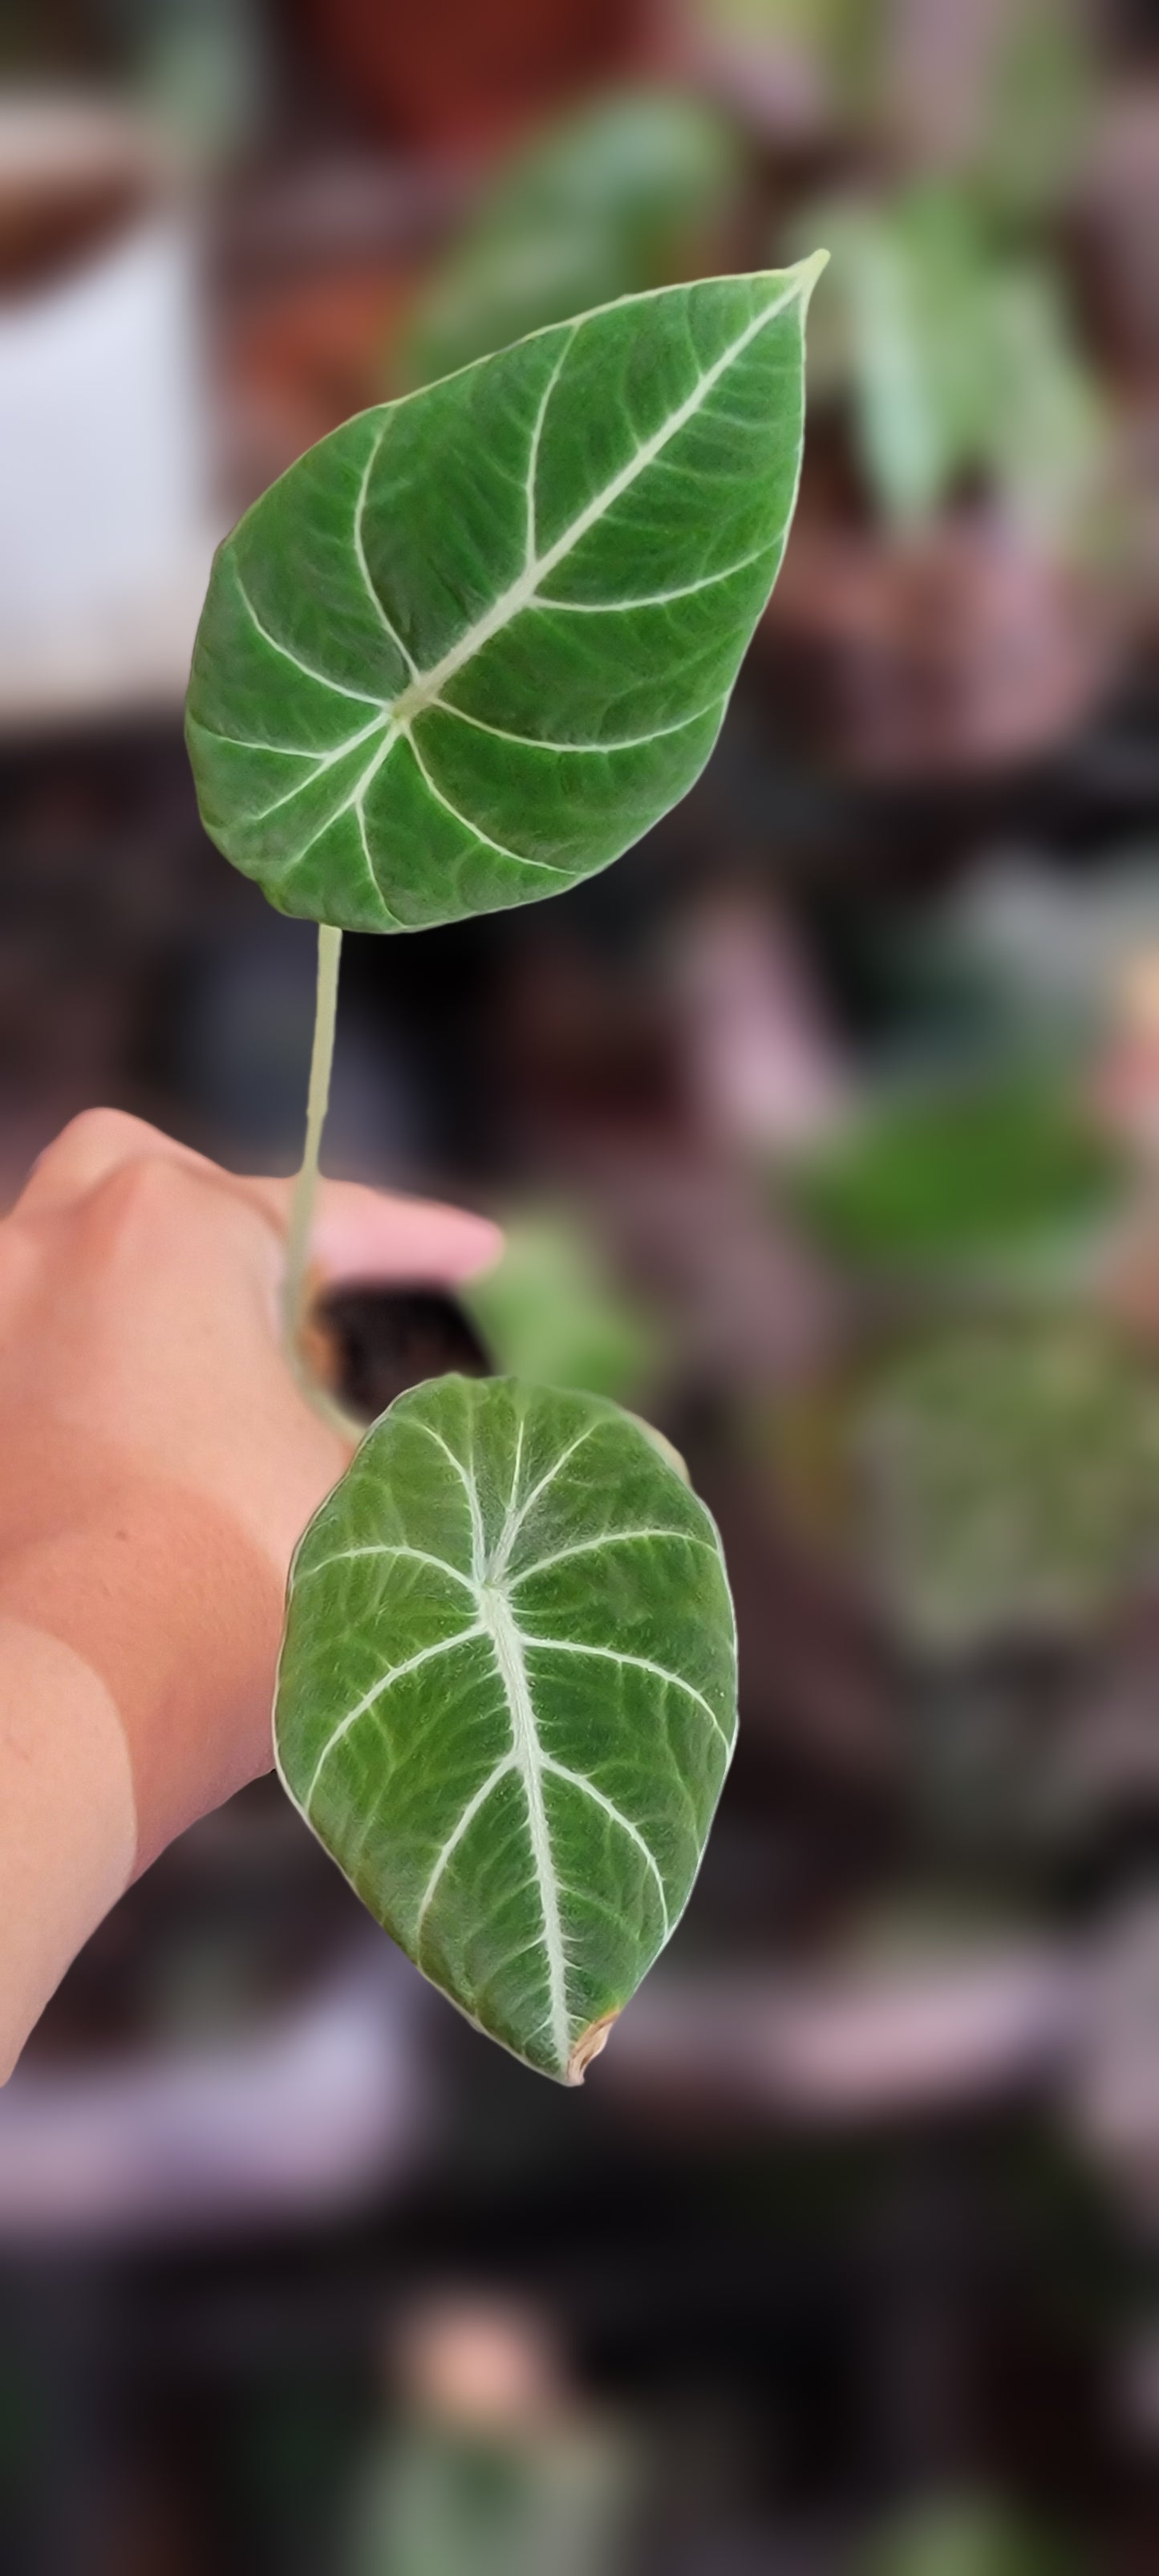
[1,2,1157,2568]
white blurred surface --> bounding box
[0,95,219,728]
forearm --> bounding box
[0,1461,287,1866]
[0,1613,135,2079]
[0,1483,286,2077]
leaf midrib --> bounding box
[477,1579,572,2071]
[387,268,806,727]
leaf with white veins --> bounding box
[185,260,825,932]
[275,1377,737,2081]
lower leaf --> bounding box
[274,1375,737,2081]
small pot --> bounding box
[298,0,658,151]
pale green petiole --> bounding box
[283,920,343,1360]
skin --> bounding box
[0,1109,501,2079]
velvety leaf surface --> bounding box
[186,262,823,934]
[275,1377,737,2081]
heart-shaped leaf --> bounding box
[274,1377,737,2081]
[186,260,824,934]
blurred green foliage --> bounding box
[785,1071,1119,1278]
[349,2422,634,2576]
[399,91,741,387]
[861,2493,1079,2576]
[857,1316,1159,1654]
[699,0,1088,208]
[969,2,1091,223]
[803,185,1107,545]
[463,1211,655,1403]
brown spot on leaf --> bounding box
[566,2010,619,2085]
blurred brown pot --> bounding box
[228,261,422,487]
[298,0,659,149]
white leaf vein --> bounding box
[490,1421,602,1579]
[410,1417,488,1578]
[391,274,804,726]
[480,1586,571,2071]
[415,1752,516,1943]
[226,278,806,858]
[517,1633,735,1755]
[403,724,573,874]
[525,324,577,568]
[304,1624,485,1811]
[274,724,400,886]
[509,1526,717,1584]
[226,713,388,826]
[540,1754,670,1935]
[353,411,419,679]
[233,566,385,707]
[297,1542,477,1592]
[290,1408,736,2071]
[535,536,780,613]
[423,697,722,756]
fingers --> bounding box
[14,1110,211,1218]
[239,1174,504,1290]
[13,1110,504,1295]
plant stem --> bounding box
[283,922,342,1354]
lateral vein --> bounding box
[415,1754,516,1945]
[303,1624,485,1811]
[235,713,388,826]
[422,699,722,755]
[391,276,804,722]
[297,1542,476,1592]
[403,725,574,873]
[410,1418,488,1580]
[524,325,577,568]
[273,725,399,891]
[540,1755,670,1935]
[353,411,419,679]
[516,1634,735,1756]
[233,566,387,707]
[535,536,781,613]
[509,1527,716,1584]
[489,1422,602,1578]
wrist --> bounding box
[0,1614,136,2079]
[0,1464,286,1869]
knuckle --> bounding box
[43,1105,145,1175]
[91,1150,180,1231]
[58,1105,146,1156]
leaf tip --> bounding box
[793,247,830,304]
[566,2010,620,2086]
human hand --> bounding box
[0,1110,500,2065]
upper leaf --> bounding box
[186,262,824,935]
[274,1377,737,2081]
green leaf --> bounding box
[185,261,823,935]
[462,1208,656,1402]
[863,2493,1078,2576]
[787,1071,1117,1276]
[399,89,742,387]
[856,1317,1159,1654]
[274,1376,736,2081]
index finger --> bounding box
[239,1174,504,1291]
